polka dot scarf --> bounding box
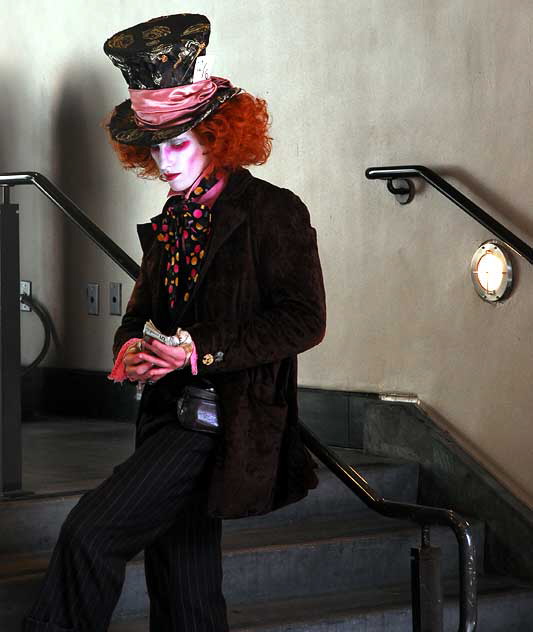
[152,173,218,314]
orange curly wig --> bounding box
[106,93,272,178]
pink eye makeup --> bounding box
[170,140,190,151]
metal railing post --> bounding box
[0,185,23,496]
[411,525,444,632]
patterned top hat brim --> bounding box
[108,84,241,146]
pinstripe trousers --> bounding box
[21,407,229,632]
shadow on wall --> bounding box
[0,64,16,172]
[52,63,116,367]
[0,65,65,374]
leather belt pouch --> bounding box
[176,379,222,434]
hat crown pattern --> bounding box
[104,14,211,90]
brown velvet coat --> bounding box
[113,168,326,519]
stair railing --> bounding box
[0,172,140,276]
[365,165,533,264]
[300,422,476,632]
[0,171,477,631]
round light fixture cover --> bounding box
[470,240,513,302]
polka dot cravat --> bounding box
[152,174,218,314]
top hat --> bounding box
[104,13,241,146]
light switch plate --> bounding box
[20,280,32,312]
[87,283,99,315]
[110,282,122,315]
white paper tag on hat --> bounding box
[193,55,214,82]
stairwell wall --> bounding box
[4,0,533,507]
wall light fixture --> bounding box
[470,240,513,302]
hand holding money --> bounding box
[136,320,195,382]
[143,319,194,352]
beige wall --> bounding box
[3,1,533,507]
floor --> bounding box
[20,416,136,495]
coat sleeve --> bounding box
[186,188,327,373]
[111,245,153,363]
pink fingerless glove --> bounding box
[107,337,141,383]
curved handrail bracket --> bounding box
[0,172,140,279]
[366,165,533,265]
[386,178,415,204]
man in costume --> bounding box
[22,13,326,631]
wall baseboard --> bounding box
[22,369,533,580]
[22,367,139,421]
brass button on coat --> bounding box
[202,353,214,365]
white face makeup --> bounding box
[150,130,210,193]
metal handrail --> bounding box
[1,171,476,630]
[365,165,533,265]
[299,421,477,632]
[0,172,140,278]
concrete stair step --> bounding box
[107,575,533,632]
[0,448,419,554]
[221,514,484,605]
[0,513,484,627]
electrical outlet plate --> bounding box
[20,280,32,312]
[87,283,99,315]
[110,282,122,315]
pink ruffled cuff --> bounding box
[107,337,141,383]
[190,342,198,375]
